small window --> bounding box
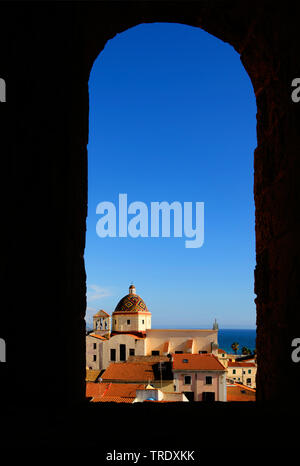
[142,320,145,324]
[248,369,251,374]
[152,350,159,356]
[246,378,251,385]
[127,319,130,325]
[198,351,207,354]
[184,375,191,385]
[233,369,236,374]
[183,359,188,363]
[129,348,135,356]
[93,343,97,350]
[110,348,116,361]
[222,354,225,357]
[175,351,183,354]
[93,355,97,361]
[205,376,212,385]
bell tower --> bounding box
[93,310,111,337]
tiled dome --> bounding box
[113,285,149,314]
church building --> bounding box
[86,284,219,371]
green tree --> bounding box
[231,342,239,354]
[242,346,252,355]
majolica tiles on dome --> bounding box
[114,294,149,313]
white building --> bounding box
[86,284,219,371]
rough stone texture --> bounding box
[0,1,300,438]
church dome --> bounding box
[113,285,149,314]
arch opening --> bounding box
[85,21,257,403]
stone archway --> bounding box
[82,1,300,404]
[1,1,300,412]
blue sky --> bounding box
[85,23,257,330]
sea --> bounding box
[218,328,256,354]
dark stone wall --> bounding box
[0,0,300,416]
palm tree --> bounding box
[242,346,252,355]
[231,342,239,354]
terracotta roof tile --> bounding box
[101,362,155,382]
[172,353,226,371]
[228,361,256,368]
[95,396,134,403]
[88,333,106,340]
[106,383,145,397]
[88,383,145,402]
[227,384,256,401]
[86,382,110,398]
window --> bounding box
[184,375,191,385]
[110,348,116,361]
[120,344,126,361]
[93,355,97,361]
[129,348,135,356]
[127,319,130,325]
[248,369,252,374]
[93,343,97,349]
[198,351,207,354]
[246,378,251,385]
[175,351,183,354]
[152,350,159,356]
[233,369,236,374]
[142,319,144,324]
[183,359,188,363]
[205,376,212,385]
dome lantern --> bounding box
[129,284,136,295]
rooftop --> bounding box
[228,361,256,368]
[88,333,107,340]
[227,383,256,402]
[86,382,145,402]
[101,362,156,382]
[172,353,226,371]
